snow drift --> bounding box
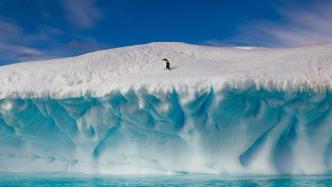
[1,42,332,175]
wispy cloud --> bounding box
[61,0,102,29]
[0,18,45,63]
[0,18,21,43]
[47,38,110,58]
[200,39,230,47]
[0,18,20,34]
[0,14,109,65]
[232,1,332,47]
[0,43,44,63]
[200,38,251,47]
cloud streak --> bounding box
[0,18,45,63]
[0,43,44,63]
[0,16,109,65]
[233,1,332,47]
[61,0,102,29]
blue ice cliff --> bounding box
[1,42,332,175]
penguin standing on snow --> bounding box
[163,58,171,70]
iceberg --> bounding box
[1,42,332,175]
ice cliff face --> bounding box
[1,42,332,175]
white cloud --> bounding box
[0,18,50,63]
[0,18,22,42]
[61,0,102,29]
[0,2,108,65]
[200,39,229,47]
[0,18,109,64]
[233,1,332,47]
[0,43,44,62]
[18,48,43,58]
[0,19,20,34]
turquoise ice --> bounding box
[1,87,332,175]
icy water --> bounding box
[0,173,332,187]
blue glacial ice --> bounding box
[1,86,332,175]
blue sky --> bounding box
[0,0,331,65]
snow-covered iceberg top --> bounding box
[1,42,332,99]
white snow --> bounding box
[1,42,332,99]
[2,42,332,175]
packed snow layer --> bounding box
[1,88,332,175]
[0,42,332,99]
[1,42,332,175]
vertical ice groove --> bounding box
[1,87,332,175]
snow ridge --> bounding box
[1,42,332,99]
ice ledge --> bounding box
[0,42,332,99]
[0,79,330,100]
